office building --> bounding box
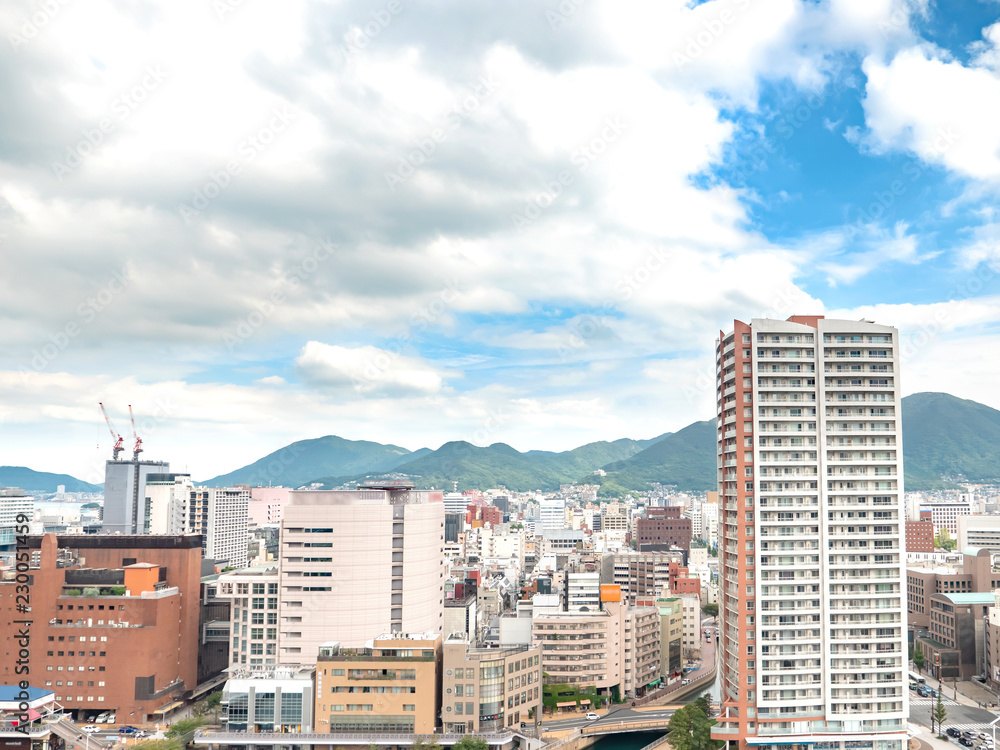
[278,483,445,662]
[914,500,971,536]
[145,476,249,568]
[656,596,684,683]
[0,487,33,565]
[248,487,293,526]
[636,507,692,551]
[216,564,281,668]
[314,634,441,735]
[566,572,601,611]
[221,666,314,733]
[539,498,566,531]
[103,459,170,534]
[0,533,202,722]
[957,515,1000,553]
[714,316,907,749]
[441,634,541,733]
[905,518,935,553]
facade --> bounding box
[905,519,935,553]
[985,591,1000,692]
[216,565,281,668]
[918,592,993,681]
[605,550,684,604]
[278,484,445,662]
[221,667,314,733]
[441,634,541,733]
[906,548,999,630]
[314,634,441,735]
[917,501,971,536]
[566,572,601,611]
[444,592,478,640]
[657,597,684,682]
[0,534,202,722]
[623,606,661,696]
[103,459,170,534]
[714,317,907,750]
[145,476,249,568]
[636,508,691,551]
[958,515,1000,553]
[0,488,33,565]
[539,498,566,531]
[248,487,292,526]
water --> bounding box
[592,731,663,750]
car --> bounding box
[585,712,599,720]
[106,715,116,724]
[94,713,109,724]
[947,728,961,738]
[82,726,100,733]
[960,739,975,748]
[682,679,692,685]
[119,727,140,735]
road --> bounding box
[542,706,677,732]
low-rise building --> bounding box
[441,634,541,733]
[314,634,441,735]
[917,592,994,681]
[221,666,314,733]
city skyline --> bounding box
[2,2,999,482]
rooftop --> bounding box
[936,592,996,604]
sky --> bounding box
[2,0,1000,484]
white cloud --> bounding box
[294,342,450,396]
[860,44,1000,179]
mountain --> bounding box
[901,392,1000,489]
[311,436,668,492]
[0,466,102,493]
[201,435,430,488]
[588,420,718,495]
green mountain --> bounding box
[0,466,102,493]
[311,436,667,492]
[901,392,1000,489]
[201,435,430,488]
[588,420,718,495]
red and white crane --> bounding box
[99,402,125,461]
[128,404,143,460]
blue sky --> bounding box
[1,0,999,481]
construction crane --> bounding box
[128,404,143,460]
[99,402,125,461]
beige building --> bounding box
[441,634,542,734]
[278,483,445,662]
[532,597,660,699]
[314,634,441,734]
[216,564,280,668]
[656,597,684,681]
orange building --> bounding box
[0,534,202,723]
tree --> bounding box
[453,738,488,750]
[935,528,957,551]
[912,646,926,671]
[165,717,205,738]
[933,691,947,737]
[412,741,443,750]
[701,604,718,618]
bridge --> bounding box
[579,718,672,736]
[192,729,540,750]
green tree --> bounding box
[666,704,696,750]
[933,691,947,736]
[912,646,925,671]
[701,604,718,618]
[165,717,205,738]
[412,741,443,750]
[452,738,488,750]
[82,587,100,597]
[935,528,957,551]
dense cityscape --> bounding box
[4,317,1000,750]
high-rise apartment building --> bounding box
[713,317,907,750]
[278,483,445,663]
[0,487,33,565]
[145,475,249,568]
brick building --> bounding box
[905,519,935,553]
[0,534,202,723]
[636,507,691,551]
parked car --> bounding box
[682,679,692,685]
[94,713,110,724]
[585,712,599,720]
[105,715,116,724]
[81,726,100,733]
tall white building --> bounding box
[103,459,170,533]
[539,497,566,530]
[277,482,445,663]
[0,488,33,565]
[713,317,907,750]
[216,564,281,668]
[144,474,249,568]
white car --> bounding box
[82,725,101,733]
[586,712,599,720]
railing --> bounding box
[194,730,519,745]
